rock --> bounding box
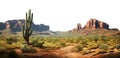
[4,20,24,32]
[110,28,119,31]
[0,19,49,33]
[0,22,6,30]
[70,23,82,32]
[76,23,82,31]
[70,19,110,32]
[83,19,109,30]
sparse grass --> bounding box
[99,44,109,50]
[0,33,120,56]
[72,45,83,52]
[81,48,91,55]
[0,46,7,53]
[21,44,37,53]
[97,49,107,54]
[116,44,120,49]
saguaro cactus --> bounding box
[22,9,33,45]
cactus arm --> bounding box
[29,30,32,36]
[22,25,24,38]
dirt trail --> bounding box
[58,45,90,58]
[15,45,91,58]
[15,46,120,58]
[64,53,90,58]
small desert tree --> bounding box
[22,9,33,45]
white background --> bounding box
[0,0,120,31]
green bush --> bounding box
[89,44,98,49]
[80,39,87,45]
[33,41,44,48]
[31,38,39,44]
[21,44,37,53]
[72,45,83,52]
[93,35,98,42]
[0,54,8,58]
[116,44,120,49]
[102,38,107,42]
[31,38,44,48]
[97,49,107,54]
[60,42,66,47]
[76,45,83,51]
[6,36,18,44]
[8,50,18,58]
[11,42,22,49]
[99,44,109,50]
[81,48,91,55]
[0,46,7,53]
[43,42,57,48]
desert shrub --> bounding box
[33,41,44,48]
[72,37,82,43]
[109,45,115,50]
[8,50,18,58]
[108,49,114,53]
[0,54,8,58]
[31,37,39,44]
[21,44,37,53]
[67,38,74,43]
[81,48,91,55]
[76,45,83,51]
[97,49,107,54]
[60,42,66,47]
[101,37,108,42]
[94,37,98,42]
[77,36,83,41]
[6,36,18,44]
[88,43,98,49]
[99,35,105,39]
[72,45,83,52]
[116,44,120,49]
[0,42,22,50]
[80,39,87,45]
[31,37,44,48]
[11,42,23,49]
[99,44,109,50]
[0,46,7,53]
[43,42,58,48]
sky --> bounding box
[0,0,120,31]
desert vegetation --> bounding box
[0,10,120,58]
[0,33,120,58]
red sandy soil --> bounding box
[15,46,120,58]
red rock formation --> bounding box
[83,19,109,30]
[76,23,82,31]
[70,23,82,32]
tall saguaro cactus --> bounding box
[22,9,33,45]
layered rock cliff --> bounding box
[70,19,120,36]
[0,19,49,33]
[83,19,109,30]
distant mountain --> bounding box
[70,18,120,36]
[0,19,49,34]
